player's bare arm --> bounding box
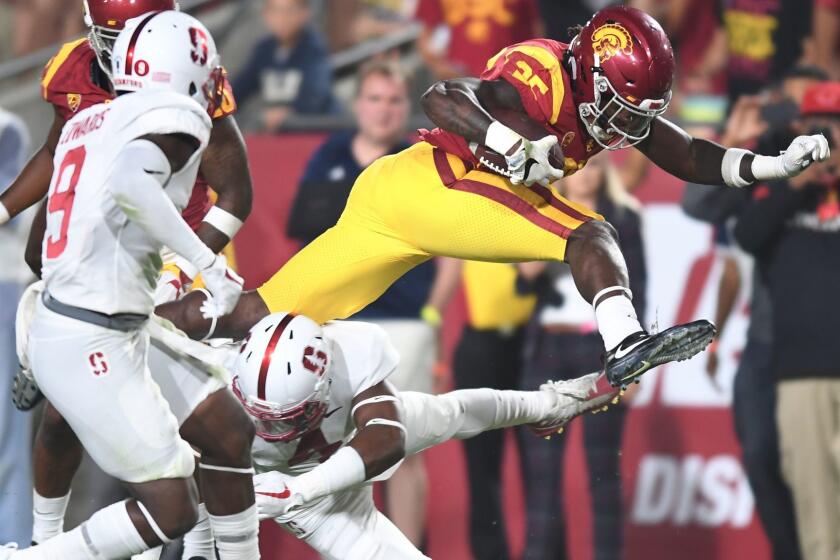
[0,108,63,224]
[194,114,253,253]
[155,289,269,340]
[348,382,406,479]
[638,116,830,188]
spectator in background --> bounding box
[680,69,830,559]
[721,0,815,103]
[3,0,85,57]
[733,82,840,560]
[416,0,544,79]
[516,152,645,560]
[631,0,727,95]
[451,259,536,560]
[537,0,613,42]
[0,106,32,545]
[285,60,453,547]
[234,0,340,131]
[813,0,840,77]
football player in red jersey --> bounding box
[162,6,825,389]
[4,2,254,557]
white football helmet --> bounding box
[110,10,225,114]
[232,313,332,442]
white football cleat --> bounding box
[0,543,18,559]
[528,371,622,438]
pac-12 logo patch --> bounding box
[67,93,82,113]
[591,22,634,62]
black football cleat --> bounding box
[12,369,44,411]
[605,320,716,388]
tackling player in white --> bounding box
[180,312,628,560]
[2,11,259,560]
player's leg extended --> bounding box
[386,144,714,386]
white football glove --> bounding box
[522,135,567,186]
[198,254,243,319]
[753,134,831,181]
[253,471,304,521]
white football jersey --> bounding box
[41,90,211,315]
[251,321,399,476]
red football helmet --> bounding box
[83,0,179,77]
[568,6,675,150]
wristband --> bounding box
[751,154,787,182]
[485,121,524,156]
[721,148,752,188]
[420,305,442,327]
[203,206,244,239]
[0,201,9,226]
[292,446,366,504]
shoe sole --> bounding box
[529,373,622,438]
[612,320,716,388]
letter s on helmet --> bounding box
[83,0,179,78]
[231,313,332,443]
[568,6,675,150]
[110,10,225,115]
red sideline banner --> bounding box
[236,134,768,559]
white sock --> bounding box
[209,505,259,560]
[32,491,70,544]
[182,504,214,559]
[447,388,550,439]
[594,293,643,350]
[17,500,147,560]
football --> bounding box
[472,106,565,178]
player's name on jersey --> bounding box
[59,108,110,146]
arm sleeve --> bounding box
[481,41,566,125]
[733,181,809,254]
[106,139,215,270]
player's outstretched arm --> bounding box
[254,382,406,519]
[195,115,253,253]
[0,108,64,225]
[107,133,243,317]
[638,117,830,187]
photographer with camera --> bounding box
[734,81,840,560]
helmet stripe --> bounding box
[257,314,296,400]
[125,11,162,75]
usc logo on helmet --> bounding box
[591,23,634,62]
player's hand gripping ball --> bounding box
[199,254,243,319]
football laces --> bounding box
[478,155,515,178]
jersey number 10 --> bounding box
[46,145,86,259]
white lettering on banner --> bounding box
[632,454,754,528]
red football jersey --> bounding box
[420,38,603,177]
[40,38,237,230]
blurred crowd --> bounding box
[3,0,840,559]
